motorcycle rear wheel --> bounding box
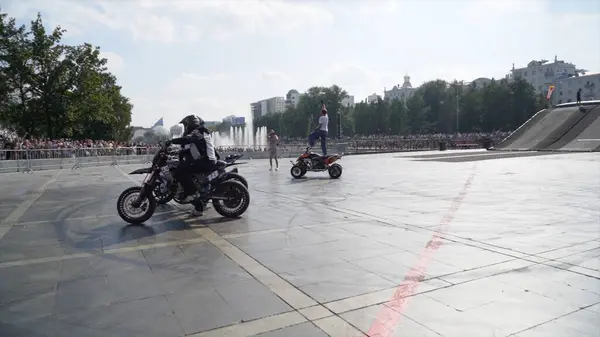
[212,180,250,218]
[117,186,157,225]
[227,172,249,188]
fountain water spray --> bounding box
[212,117,268,150]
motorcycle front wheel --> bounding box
[290,165,306,179]
[117,186,157,225]
[212,180,250,218]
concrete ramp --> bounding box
[492,102,600,152]
[532,106,595,150]
[493,108,550,150]
[557,105,600,151]
[505,106,581,150]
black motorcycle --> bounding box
[147,150,248,205]
[117,143,250,225]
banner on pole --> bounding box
[546,85,555,100]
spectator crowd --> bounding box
[1,128,511,161]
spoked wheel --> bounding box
[290,165,306,179]
[117,186,157,225]
[212,180,250,218]
[328,163,342,179]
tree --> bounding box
[389,99,407,134]
[0,10,133,140]
[248,76,546,138]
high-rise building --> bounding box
[508,56,583,94]
[554,73,600,104]
[507,56,600,103]
[366,93,380,104]
[250,96,286,119]
[222,115,246,126]
[250,102,263,119]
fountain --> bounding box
[212,116,268,150]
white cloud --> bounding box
[261,70,289,83]
[4,0,600,130]
[129,72,244,127]
[323,63,392,99]
[5,0,333,43]
[99,51,124,74]
[150,0,334,38]
[128,13,177,43]
[465,0,541,18]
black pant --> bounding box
[174,157,217,196]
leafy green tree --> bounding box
[389,99,407,134]
[0,10,133,140]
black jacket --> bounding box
[171,127,219,162]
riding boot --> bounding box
[190,199,204,216]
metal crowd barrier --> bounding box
[345,140,440,154]
[0,147,158,174]
[1,139,496,174]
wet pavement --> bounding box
[0,149,598,337]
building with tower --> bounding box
[285,89,303,108]
[384,75,417,102]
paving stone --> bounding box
[0,152,598,336]
[253,322,329,337]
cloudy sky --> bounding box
[2,0,599,128]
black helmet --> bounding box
[179,115,204,134]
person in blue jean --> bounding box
[308,101,329,156]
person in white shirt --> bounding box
[308,101,329,155]
[267,129,279,171]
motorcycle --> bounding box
[146,150,248,205]
[117,143,251,225]
[290,147,343,179]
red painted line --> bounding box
[366,167,477,337]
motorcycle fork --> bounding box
[134,171,157,207]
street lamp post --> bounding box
[455,80,460,134]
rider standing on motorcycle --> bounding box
[168,115,218,205]
[308,101,329,156]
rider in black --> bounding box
[167,115,218,204]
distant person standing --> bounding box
[308,101,329,156]
[577,88,582,105]
[267,129,279,171]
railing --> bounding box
[0,139,494,174]
[344,140,440,154]
[0,147,159,174]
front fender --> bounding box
[129,167,152,174]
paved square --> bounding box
[0,150,598,337]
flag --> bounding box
[546,85,555,100]
[152,117,164,127]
